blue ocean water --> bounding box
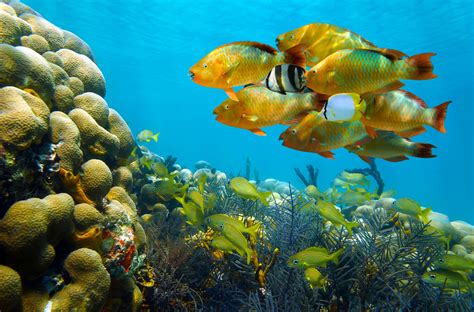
[25,0,474,223]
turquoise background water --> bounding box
[24,0,474,222]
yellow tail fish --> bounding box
[315,200,360,236]
[306,49,436,95]
[362,90,451,137]
[189,41,305,101]
[276,23,405,67]
[229,177,271,206]
[213,86,325,136]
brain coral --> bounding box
[0,265,22,312]
[0,86,50,149]
[108,108,135,160]
[20,13,65,51]
[57,48,106,96]
[81,159,113,202]
[0,193,75,278]
[20,33,50,54]
[0,8,31,45]
[74,92,110,127]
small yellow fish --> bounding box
[188,190,204,210]
[275,23,399,67]
[380,190,397,199]
[337,190,371,207]
[229,177,271,206]
[339,171,370,188]
[305,185,324,199]
[197,174,208,194]
[346,131,436,163]
[189,41,305,101]
[423,269,473,291]
[176,196,204,228]
[393,198,431,224]
[218,223,253,264]
[434,254,474,272]
[304,267,327,290]
[137,130,160,143]
[141,214,154,223]
[211,235,244,257]
[362,90,451,137]
[315,200,359,236]
[214,86,324,136]
[321,93,367,123]
[306,49,436,95]
[152,162,169,176]
[207,214,260,240]
[288,246,343,269]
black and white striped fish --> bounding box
[264,64,306,94]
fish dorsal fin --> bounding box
[306,246,329,254]
[219,41,278,54]
[397,90,428,108]
[360,48,405,62]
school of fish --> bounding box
[190,22,451,163]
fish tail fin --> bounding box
[404,53,437,80]
[421,207,431,224]
[246,223,261,240]
[412,143,436,158]
[152,133,160,142]
[330,248,344,266]
[283,44,306,68]
[259,191,272,206]
[245,247,253,265]
[430,101,451,133]
[345,221,360,237]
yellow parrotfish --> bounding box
[276,23,403,67]
[305,49,436,95]
[229,177,271,206]
[423,269,473,291]
[218,223,253,264]
[321,93,367,123]
[189,41,305,101]
[137,130,160,143]
[206,214,260,240]
[279,111,368,159]
[346,131,436,163]
[288,246,344,269]
[434,254,474,272]
[211,235,245,257]
[362,90,451,137]
[304,267,327,290]
[392,197,431,224]
[315,200,359,236]
[213,86,325,136]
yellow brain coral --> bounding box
[113,166,134,192]
[49,248,111,311]
[0,193,75,278]
[0,265,22,312]
[81,159,113,202]
[74,92,110,127]
[0,86,50,149]
[21,13,65,51]
[0,9,31,45]
[108,108,136,161]
[20,33,50,54]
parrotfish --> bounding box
[189,41,305,100]
[213,86,324,136]
[276,23,403,67]
[345,131,436,163]
[305,49,436,95]
[229,177,271,206]
[288,246,344,269]
[362,90,451,137]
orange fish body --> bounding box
[189,42,304,100]
[346,131,436,163]
[279,111,367,158]
[362,91,451,137]
[214,86,322,136]
[306,49,436,95]
[276,23,389,67]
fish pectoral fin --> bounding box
[223,61,240,81]
[317,151,335,159]
[364,125,378,138]
[371,81,405,94]
[224,88,239,101]
[395,127,426,138]
[384,156,409,162]
[249,128,266,136]
[242,114,259,122]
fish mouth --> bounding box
[188,71,195,80]
[278,132,287,141]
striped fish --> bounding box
[264,64,306,94]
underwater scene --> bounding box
[0,0,473,311]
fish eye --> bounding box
[203,63,208,68]
[291,129,297,135]
[429,274,436,280]
[312,70,316,74]
[219,224,224,229]
[290,34,295,40]
[224,104,229,110]
[292,259,299,265]
[438,259,444,263]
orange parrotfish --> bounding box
[305,49,437,95]
[213,86,324,136]
[362,90,451,137]
[279,111,367,159]
[276,23,405,67]
[189,41,305,101]
[345,131,436,163]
